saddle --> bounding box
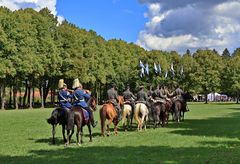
[124,100,132,105]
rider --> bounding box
[72,78,97,128]
[136,85,148,104]
[58,79,72,110]
[153,85,167,103]
[171,85,188,112]
[107,83,122,122]
[122,84,136,111]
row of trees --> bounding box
[0,7,240,109]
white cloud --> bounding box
[0,0,64,23]
[137,0,240,53]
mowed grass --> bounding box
[0,103,240,163]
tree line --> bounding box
[0,7,240,109]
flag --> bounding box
[170,63,175,76]
[139,60,145,68]
[165,70,168,78]
[145,63,149,75]
[180,65,183,75]
[154,63,158,74]
[158,64,162,74]
[140,67,145,78]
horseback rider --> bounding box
[153,85,167,104]
[58,79,72,110]
[136,85,148,105]
[72,78,97,128]
[171,85,188,112]
[107,83,122,122]
[123,84,136,111]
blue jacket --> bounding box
[73,88,91,108]
[58,89,72,109]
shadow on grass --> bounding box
[1,145,240,163]
[167,111,240,139]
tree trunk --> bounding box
[13,86,18,110]
[23,80,28,108]
[29,87,33,109]
[32,87,35,107]
[40,86,44,108]
[43,80,50,106]
[8,85,13,108]
[237,94,239,104]
[19,87,22,109]
[205,93,208,104]
[1,83,6,110]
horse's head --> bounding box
[47,108,59,125]
[118,96,124,109]
[182,92,193,101]
[88,97,97,112]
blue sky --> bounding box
[56,0,147,42]
[0,0,240,53]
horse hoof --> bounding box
[89,140,92,142]
[64,143,69,148]
[107,134,110,137]
[77,143,81,146]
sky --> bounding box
[0,0,240,54]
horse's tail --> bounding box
[100,106,106,136]
[134,104,140,126]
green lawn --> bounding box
[0,102,240,163]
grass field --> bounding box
[0,102,240,163]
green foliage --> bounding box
[0,7,240,99]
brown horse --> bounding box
[65,97,97,146]
[172,93,193,122]
[152,101,168,128]
[100,96,124,136]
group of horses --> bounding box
[47,93,192,147]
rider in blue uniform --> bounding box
[72,79,97,128]
[58,81,72,110]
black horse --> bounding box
[47,107,74,144]
[172,92,193,122]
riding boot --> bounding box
[87,108,98,128]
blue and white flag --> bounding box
[139,60,145,68]
[140,67,145,78]
[158,64,162,74]
[180,65,183,75]
[165,70,168,78]
[154,63,158,74]
[145,63,149,75]
[170,63,175,76]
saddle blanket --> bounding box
[82,109,89,124]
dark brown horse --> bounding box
[100,96,124,136]
[65,97,97,146]
[172,92,193,122]
[152,101,168,128]
[47,107,74,145]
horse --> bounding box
[122,102,133,131]
[100,96,124,136]
[134,102,149,131]
[47,107,74,145]
[65,97,97,146]
[172,92,193,122]
[151,100,168,128]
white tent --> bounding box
[207,92,221,101]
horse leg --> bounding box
[80,126,83,144]
[69,128,74,142]
[64,129,71,147]
[107,119,113,136]
[76,126,80,146]
[62,125,67,143]
[114,124,118,135]
[52,125,56,144]
[100,110,106,137]
[88,124,92,142]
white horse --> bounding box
[122,104,132,131]
[134,103,149,131]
